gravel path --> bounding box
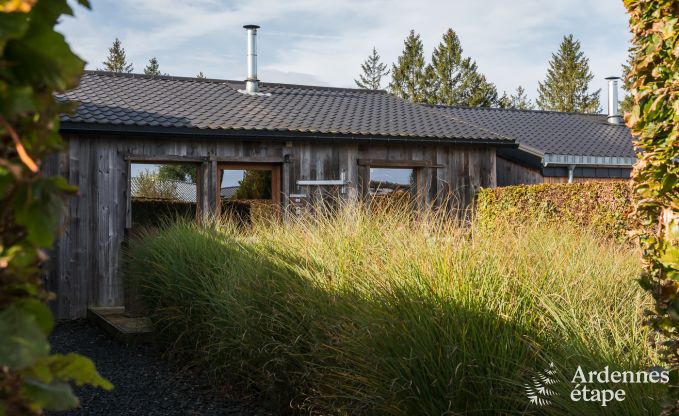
[48,320,270,416]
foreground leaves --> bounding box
[0,0,112,414]
[623,0,679,413]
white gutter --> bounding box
[542,154,636,168]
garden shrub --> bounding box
[131,199,197,228]
[623,1,678,412]
[128,207,665,415]
[476,182,638,242]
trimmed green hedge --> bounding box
[476,182,637,242]
[131,198,197,228]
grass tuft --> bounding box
[127,204,666,415]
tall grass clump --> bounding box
[127,204,666,415]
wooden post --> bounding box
[124,159,131,229]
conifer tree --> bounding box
[389,30,427,102]
[536,34,600,113]
[355,47,389,90]
[102,38,133,73]
[196,71,206,79]
[465,73,498,107]
[509,85,534,110]
[429,29,498,107]
[144,57,161,76]
[497,92,512,108]
[619,51,635,115]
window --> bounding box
[368,167,420,210]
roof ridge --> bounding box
[82,70,387,94]
[429,103,606,117]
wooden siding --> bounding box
[46,134,497,318]
[496,157,543,186]
[497,157,631,186]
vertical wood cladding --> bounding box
[47,134,497,318]
[496,157,544,186]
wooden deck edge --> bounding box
[87,306,154,344]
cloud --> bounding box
[59,0,631,108]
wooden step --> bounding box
[87,306,153,344]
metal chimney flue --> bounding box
[244,24,259,93]
[605,76,623,125]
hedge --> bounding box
[476,182,637,242]
[131,198,197,228]
[131,198,276,228]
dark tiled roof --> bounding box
[57,71,511,143]
[433,105,635,158]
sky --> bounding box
[59,0,632,108]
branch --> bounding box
[0,116,39,173]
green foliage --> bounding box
[536,34,601,113]
[429,28,498,107]
[134,170,178,200]
[127,207,663,415]
[101,37,132,73]
[623,0,679,412]
[196,71,206,79]
[390,28,499,107]
[131,199,196,228]
[143,57,160,77]
[354,47,389,90]
[388,30,427,103]
[476,182,640,243]
[620,51,636,115]
[234,170,271,200]
[0,1,112,414]
[157,164,196,183]
[509,85,534,110]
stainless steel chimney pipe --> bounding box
[605,76,623,125]
[244,24,259,93]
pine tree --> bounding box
[196,72,206,79]
[102,38,133,73]
[619,51,635,115]
[509,85,534,110]
[497,92,511,108]
[536,34,600,113]
[355,47,389,90]
[144,57,161,76]
[430,29,464,105]
[389,30,427,103]
[429,29,498,107]
[465,73,498,107]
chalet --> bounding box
[47,25,635,318]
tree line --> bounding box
[101,30,603,114]
[100,38,205,78]
[355,30,601,113]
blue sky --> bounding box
[59,0,632,107]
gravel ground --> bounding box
[48,320,270,416]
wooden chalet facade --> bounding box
[48,71,509,318]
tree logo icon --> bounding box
[525,362,559,406]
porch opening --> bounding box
[218,163,281,224]
[128,162,198,231]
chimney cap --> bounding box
[243,24,260,30]
[604,76,621,80]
